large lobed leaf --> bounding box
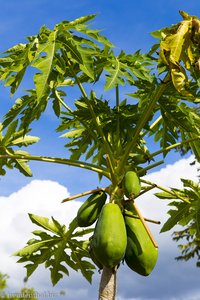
[13,214,96,285]
[171,179,200,266]
[0,121,39,176]
[157,179,200,257]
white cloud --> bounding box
[0,179,82,292]
[0,156,200,299]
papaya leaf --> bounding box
[79,50,95,80]
[159,97,197,133]
[0,119,39,152]
[13,214,95,285]
[171,64,192,97]
[0,137,34,177]
[168,20,191,64]
[14,156,32,177]
[72,228,94,238]
[25,263,41,278]
[13,238,59,257]
[0,42,35,96]
[150,29,163,39]
[160,203,189,233]
[75,21,114,48]
[52,95,62,117]
[159,19,191,67]
[187,132,200,163]
[104,57,125,91]
[61,128,85,139]
[32,30,58,103]
[181,178,200,192]
[2,120,19,145]
[155,191,177,200]
[85,142,98,161]
[49,240,70,286]
[171,182,200,265]
[10,135,40,147]
[63,14,96,28]
[160,179,200,235]
[69,241,95,284]
[28,214,66,235]
[2,97,31,129]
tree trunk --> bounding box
[98,266,117,300]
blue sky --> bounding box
[0,1,200,299]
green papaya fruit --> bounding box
[124,171,141,198]
[124,202,158,276]
[132,154,148,165]
[77,191,107,227]
[92,203,127,268]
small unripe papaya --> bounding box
[124,202,158,276]
[132,154,148,165]
[77,191,107,227]
[124,171,141,198]
[91,203,127,268]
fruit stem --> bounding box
[133,201,158,248]
[62,187,108,203]
[124,211,160,224]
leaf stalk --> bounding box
[2,149,110,178]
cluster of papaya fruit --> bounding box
[76,171,158,276]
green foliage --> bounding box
[156,179,199,231]
[13,214,95,285]
[156,179,200,266]
[0,15,114,130]
[0,11,200,286]
[0,121,39,176]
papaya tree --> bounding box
[0,11,200,300]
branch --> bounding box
[137,160,164,176]
[1,150,110,178]
[139,184,157,196]
[149,136,200,159]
